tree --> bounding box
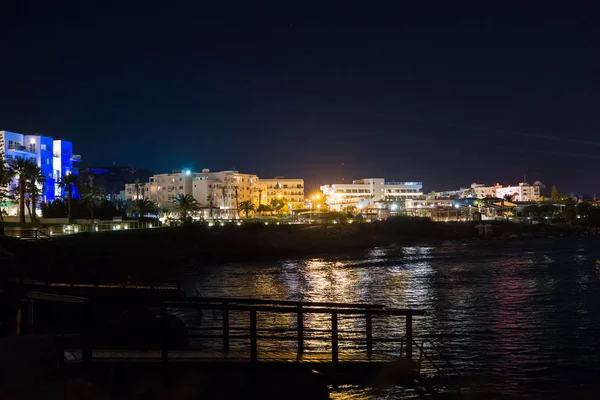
[551,185,559,200]
[234,186,239,217]
[25,163,45,223]
[503,193,515,202]
[220,186,228,217]
[59,174,80,224]
[562,200,577,222]
[127,198,157,219]
[0,161,14,224]
[8,157,38,223]
[174,194,200,221]
[134,178,141,199]
[207,194,215,218]
[464,188,475,198]
[473,199,485,212]
[270,198,285,215]
[238,200,255,218]
[576,201,592,219]
[78,177,102,225]
[256,204,271,215]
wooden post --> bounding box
[366,310,373,357]
[332,312,338,363]
[405,313,413,362]
[160,307,168,364]
[250,309,257,362]
[222,301,229,352]
[297,305,304,354]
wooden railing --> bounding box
[75,298,426,366]
[6,229,52,240]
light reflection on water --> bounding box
[183,238,600,399]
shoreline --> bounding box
[8,218,594,283]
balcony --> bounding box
[386,181,423,186]
[8,143,36,153]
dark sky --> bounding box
[2,2,599,194]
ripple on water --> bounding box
[183,237,600,398]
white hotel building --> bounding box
[321,178,423,211]
[431,181,543,202]
[495,182,543,202]
[125,169,260,217]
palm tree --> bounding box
[134,178,141,199]
[79,178,101,226]
[503,193,516,202]
[207,194,214,219]
[238,200,255,218]
[59,174,80,224]
[25,163,45,223]
[8,157,38,223]
[258,189,263,209]
[127,198,157,219]
[220,186,228,218]
[0,161,14,224]
[473,199,485,213]
[234,187,239,218]
[174,194,200,221]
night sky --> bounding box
[2,2,599,194]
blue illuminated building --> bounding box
[0,130,81,203]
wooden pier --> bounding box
[16,292,462,399]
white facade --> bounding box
[321,178,423,211]
[125,170,192,208]
[470,183,501,198]
[495,182,541,202]
[431,181,544,201]
[193,169,259,212]
[125,169,260,218]
[258,177,305,209]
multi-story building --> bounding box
[469,183,500,198]
[1,130,80,203]
[431,181,544,202]
[125,169,191,207]
[495,182,542,202]
[258,177,304,210]
[125,169,260,218]
[192,169,259,213]
[321,178,423,211]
